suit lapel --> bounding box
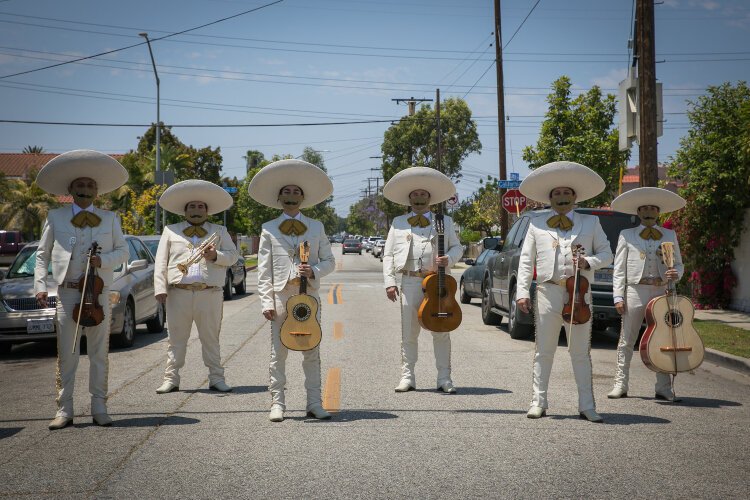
[569,212,584,244]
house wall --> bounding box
[730,209,750,312]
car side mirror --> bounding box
[464,259,475,266]
[127,259,148,273]
[483,237,500,250]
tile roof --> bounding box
[0,153,125,178]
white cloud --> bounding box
[591,68,628,90]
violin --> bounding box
[72,241,104,353]
[562,244,591,325]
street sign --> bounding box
[502,189,527,214]
[510,172,520,181]
[497,180,522,189]
[223,186,238,194]
[447,193,458,206]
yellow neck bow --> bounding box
[640,227,662,240]
[407,214,431,228]
[279,219,307,236]
[183,225,208,238]
[70,211,101,228]
[547,214,573,231]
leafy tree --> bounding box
[522,76,629,207]
[346,197,379,236]
[183,146,222,184]
[120,185,168,235]
[0,170,59,239]
[668,81,750,308]
[22,145,45,154]
[452,175,503,237]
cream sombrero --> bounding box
[519,161,605,203]
[382,167,456,206]
[611,187,685,215]
[247,159,333,209]
[159,179,233,215]
[36,149,128,196]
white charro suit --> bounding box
[154,221,238,387]
[612,225,684,395]
[383,212,463,387]
[517,211,613,412]
[257,214,335,409]
[34,205,128,418]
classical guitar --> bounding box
[640,241,704,374]
[280,241,322,351]
[418,212,462,332]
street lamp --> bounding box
[139,32,162,234]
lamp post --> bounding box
[139,32,162,234]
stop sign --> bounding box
[502,189,527,213]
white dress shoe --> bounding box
[394,380,416,392]
[92,413,113,427]
[209,381,232,392]
[48,416,73,430]
[655,391,680,402]
[607,387,628,399]
[156,381,179,394]
[437,381,457,394]
[526,406,546,419]
[579,409,604,423]
[306,405,332,420]
[269,405,285,422]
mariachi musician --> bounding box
[154,180,238,394]
[516,161,613,422]
[34,150,130,430]
[608,187,686,402]
[382,167,462,394]
[249,159,336,422]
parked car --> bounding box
[342,239,363,254]
[0,236,165,354]
[0,230,25,266]
[372,239,386,258]
[459,245,499,304]
[480,208,640,339]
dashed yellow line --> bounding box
[333,321,344,341]
[322,367,341,413]
[336,284,343,304]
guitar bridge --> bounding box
[431,313,454,318]
[290,331,311,336]
[659,346,692,352]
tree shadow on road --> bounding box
[0,427,24,439]
[77,415,200,428]
[655,397,742,409]
[549,413,671,425]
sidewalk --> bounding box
[694,309,750,375]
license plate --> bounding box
[595,269,613,283]
[27,318,55,334]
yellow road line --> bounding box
[322,367,341,413]
[327,285,335,304]
[336,284,343,304]
[333,321,344,341]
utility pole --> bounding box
[494,0,509,237]
[637,0,658,187]
[392,97,432,116]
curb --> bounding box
[245,265,257,271]
[704,348,750,375]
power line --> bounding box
[0,118,399,127]
[503,0,542,49]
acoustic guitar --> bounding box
[418,212,462,332]
[280,241,322,351]
[640,241,704,373]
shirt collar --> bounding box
[410,211,432,219]
[72,204,95,215]
[282,212,302,221]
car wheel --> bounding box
[508,287,534,340]
[223,271,234,300]
[145,302,165,333]
[234,270,247,294]
[459,278,471,304]
[481,279,502,325]
[113,299,136,348]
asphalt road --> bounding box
[1,246,749,499]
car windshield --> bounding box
[143,239,159,257]
[7,246,50,278]
[584,210,640,254]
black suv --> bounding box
[480,208,640,339]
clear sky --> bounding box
[1,0,748,216]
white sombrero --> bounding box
[611,187,686,215]
[159,179,233,215]
[519,161,605,203]
[36,149,128,195]
[382,167,456,206]
[247,159,333,209]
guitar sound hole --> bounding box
[292,303,312,322]
[664,310,683,328]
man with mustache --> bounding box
[34,150,129,429]
[608,187,686,402]
[382,167,463,394]
[153,180,238,394]
[516,161,613,422]
[249,159,336,422]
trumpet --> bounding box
[177,231,220,275]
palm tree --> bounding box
[0,170,59,239]
[22,145,45,154]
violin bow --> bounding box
[72,244,96,354]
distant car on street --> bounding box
[372,239,386,258]
[342,239,363,255]
[459,246,498,304]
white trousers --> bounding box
[269,285,322,410]
[55,287,111,418]
[163,287,225,386]
[614,284,672,394]
[399,275,452,386]
[532,283,595,412]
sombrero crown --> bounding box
[36,149,128,196]
[382,166,456,206]
[519,161,605,203]
[611,187,686,215]
[159,179,233,215]
[247,159,333,209]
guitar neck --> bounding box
[437,233,445,287]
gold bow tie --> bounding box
[70,211,101,228]
[279,219,307,236]
[547,214,573,231]
[183,225,208,238]
[407,214,431,228]
[640,227,662,240]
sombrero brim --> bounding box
[382,167,456,206]
[247,159,333,209]
[159,179,233,215]
[36,150,128,196]
[611,187,686,215]
[519,161,605,203]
